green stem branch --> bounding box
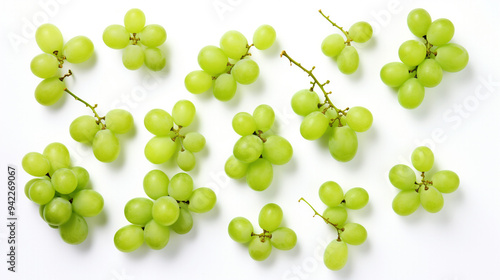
[226,44,254,74]
[64,88,104,125]
[319,9,352,45]
[299,197,343,241]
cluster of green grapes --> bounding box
[22,142,104,245]
[390,146,460,215]
[103,8,167,71]
[319,10,373,74]
[228,203,296,261]
[225,105,293,191]
[185,24,276,101]
[144,100,206,171]
[381,8,469,109]
[114,170,216,252]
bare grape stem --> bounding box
[319,9,352,46]
[226,44,254,74]
[64,87,105,126]
[299,197,343,241]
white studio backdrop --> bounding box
[1,0,499,279]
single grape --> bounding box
[213,73,237,101]
[435,43,469,72]
[185,70,212,94]
[348,21,373,43]
[261,135,293,165]
[43,197,72,226]
[188,187,217,213]
[392,189,420,216]
[144,219,170,250]
[63,36,94,64]
[319,181,344,207]
[233,135,263,163]
[398,40,426,67]
[144,136,177,164]
[172,100,196,127]
[411,146,434,172]
[31,53,59,78]
[168,173,194,201]
[232,59,259,85]
[340,223,367,245]
[114,225,144,252]
[321,34,345,57]
[144,47,166,71]
[124,8,146,33]
[259,203,283,232]
[407,8,432,37]
[183,132,205,153]
[253,24,276,50]
[432,170,459,193]
[105,109,134,134]
[389,164,417,190]
[253,104,275,132]
[69,115,100,143]
[300,111,329,140]
[152,196,180,226]
[220,30,248,59]
[246,158,273,191]
[71,190,103,217]
[324,240,348,271]
[51,168,78,194]
[34,77,66,106]
[71,166,89,191]
[346,106,372,132]
[92,129,120,162]
[171,206,193,235]
[427,18,454,46]
[344,187,369,210]
[323,205,348,227]
[29,179,55,205]
[380,62,411,87]
[59,213,88,245]
[337,46,359,74]
[228,217,254,243]
[420,186,444,213]
[291,89,320,116]
[329,126,358,162]
[124,197,153,226]
[248,236,272,261]
[177,150,196,171]
[417,59,443,87]
[224,155,249,179]
[198,45,228,75]
[398,78,425,109]
[140,24,166,47]
[122,45,144,70]
[143,169,169,200]
[35,23,63,54]
[43,142,70,174]
[24,178,40,200]
[270,227,297,251]
[144,108,173,136]
[232,112,257,136]
[102,24,130,49]
[22,152,50,177]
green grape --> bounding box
[144,108,173,136]
[114,225,144,252]
[220,30,248,59]
[228,217,253,243]
[417,59,443,87]
[340,223,367,245]
[232,59,259,85]
[43,197,72,226]
[144,136,177,164]
[261,135,293,165]
[248,236,272,261]
[321,34,345,57]
[432,170,459,193]
[24,178,40,200]
[270,227,296,250]
[152,196,180,226]
[102,24,130,49]
[188,187,216,213]
[398,78,425,109]
[92,129,120,162]
[323,205,348,226]
[59,213,88,245]
[427,18,454,46]
[420,186,444,213]
[380,62,411,87]
[69,115,100,143]
[177,150,196,171]
[300,111,329,140]
[105,109,134,134]
[183,132,205,153]
[63,36,94,64]
[72,190,104,217]
[30,53,59,78]
[124,197,153,226]
[124,8,146,33]
[172,100,196,127]
[291,89,320,116]
[144,219,170,250]
[171,206,193,235]
[329,126,358,162]
[22,152,50,177]
[389,164,416,190]
[29,179,55,205]
[253,24,276,50]
[213,73,237,101]
[258,203,283,232]
[122,45,144,70]
[43,142,70,174]
[435,43,469,72]
[224,155,249,179]
[344,187,369,210]
[168,173,194,201]
[140,24,167,47]
[35,23,63,54]
[398,40,426,67]
[143,169,169,200]
[348,21,372,43]
[34,77,66,106]
[324,240,348,271]
[71,166,89,191]
[346,106,372,132]
[51,168,78,194]
[198,45,228,75]
[392,189,420,216]
[232,112,257,136]
[319,181,344,207]
[407,8,432,37]
[144,47,166,71]
[337,46,359,74]
[246,158,273,191]
[233,135,263,163]
[253,104,275,132]
[185,70,212,94]
[411,146,434,172]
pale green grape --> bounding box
[389,164,416,190]
[35,23,63,54]
[337,46,359,74]
[407,8,432,37]
[114,225,144,252]
[124,8,146,33]
[248,236,272,261]
[143,169,169,200]
[177,150,196,171]
[140,24,166,47]
[171,206,193,234]
[105,109,134,134]
[144,219,170,250]
[185,70,212,94]
[124,197,153,226]
[92,129,120,162]
[63,36,94,64]
[259,203,283,232]
[420,186,444,213]
[228,217,253,243]
[300,111,329,140]
[324,240,348,271]
[253,24,276,50]
[122,45,144,70]
[198,45,228,75]
[270,227,296,250]
[59,213,88,245]
[25,178,40,200]
[188,187,216,213]
[168,173,194,201]
[213,73,237,101]
[224,155,249,179]
[323,205,348,226]
[246,158,273,191]
[348,21,372,43]
[152,196,180,226]
[321,34,345,57]
[172,100,196,127]
[427,18,454,46]
[233,135,264,163]
[102,24,130,49]
[398,40,426,67]
[435,43,468,72]
[43,142,70,174]
[346,106,372,132]
[144,47,166,71]
[144,136,177,164]
[29,179,55,205]
[51,168,78,194]
[232,112,256,136]
[291,89,320,116]
[220,30,248,59]
[232,59,259,85]
[22,152,50,177]
[35,77,66,106]
[71,166,89,191]
[432,170,459,193]
[344,187,369,210]
[261,135,293,165]
[183,132,205,153]
[340,223,367,245]
[380,62,411,87]
[69,115,100,143]
[392,189,420,216]
[43,197,72,226]
[398,78,425,109]
[319,181,344,207]
[72,190,104,217]
[329,126,358,162]
[417,59,443,87]
[144,108,173,136]
[253,104,275,132]
[31,53,59,78]
[411,146,434,172]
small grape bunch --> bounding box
[228,203,297,261]
[300,182,369,271]
[144,100,206,171]
[185,24,276,101]
[114,170,216,252]
[281,51,373,162]
[22,142,104,245]
[380,8,469,109]
[319,10,373,74]
[390,146,460,215]
[103,8,167,71]
[225,105,293,191]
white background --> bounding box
[1,0,499,279]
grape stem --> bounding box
[63,86,105,126]
[319,9,352,46]
[299,197,344,241]
[251,230,272,242]
[226,44,254,74]
[130,33,140,45]
[411,36,438,77]
[253,130,267,143]
[170,125,186,150]
[52,50,65,68]
[414,172,433,192]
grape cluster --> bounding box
[185,24,276,101]
[225,105,292,191]
[228,203,297,261]
[114,170,216,252]
[144,100,206,171]
[103,8,167,71]
[381,8,469,109]
[390,146,460,215]
[22,142,104,245]
[319,10,373,74]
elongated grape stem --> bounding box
[226,44,254,74]
[319,9,352,46]
[251,230,272,242]
[64,88,104,125]
[299,197,343,241]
